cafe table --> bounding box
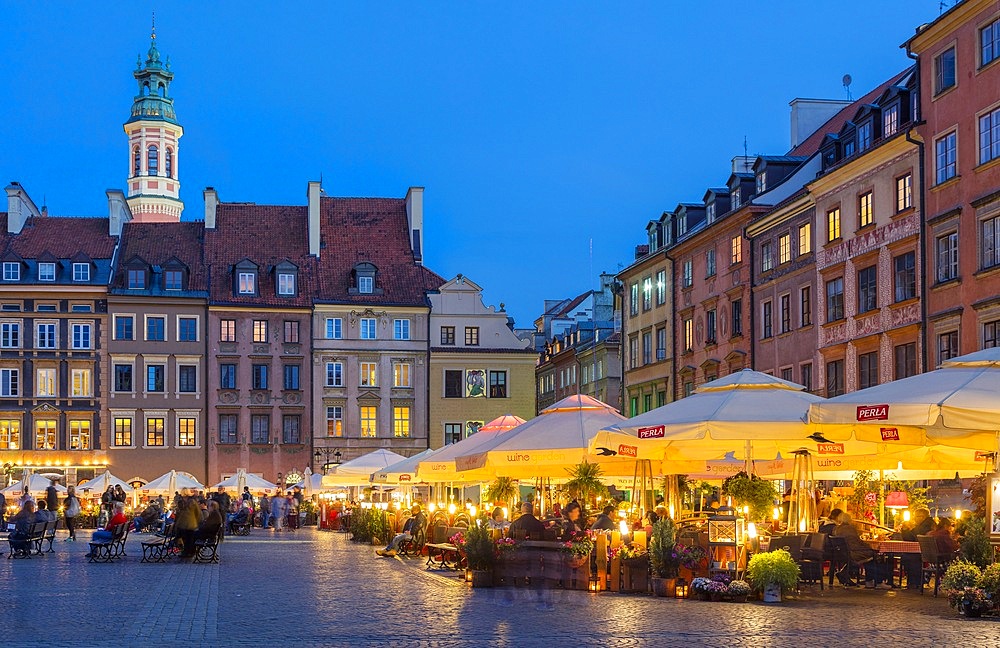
[866,539,921,588]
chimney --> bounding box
[634,244,649,260]
[106,189,133,237]
[5,182,41,234]
[307,181,321,257]
[405,186,424,264]
[788,98,852,149]
[203,187,218,230]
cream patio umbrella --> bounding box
[454,394,652,479]
[78,470,134,495]
[416,425,519,484]
[142,470,205,495]
[372,448,437,485]
[589,370,921,467]
[321,449,408,488]
[809,348,1000,451]
[212,469,277,494]
[478,415,528,433]
[2,475,66,496]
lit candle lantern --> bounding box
[611,530,622,548]
[633,530,647,549]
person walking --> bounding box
[45,480,59,514]
[271,492,285,532]
[0,490,7,528]
[63,486,81,541]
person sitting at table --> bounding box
[929,517,960,556]
[376,504,425,557]
[508,502,546,539]
[832,510,889,589]
[487,507,508,531]
[590,505,616,531]
[34,500,56,524]
[899,508,934,589]
[559,501,584,539]
[9,501,36,556]
[227,503,251,534]
[132,502,160,532]
[818,508,843,536]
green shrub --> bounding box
[745,549,800,594]
[960,516,992,568]
[941,559,983,591]
[463,523,495,571]
[977,562,1000,598]
[649,517,678,578]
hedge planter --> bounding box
[651,577,675,597]
[471,570,494,588]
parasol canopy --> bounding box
[321,449,408,488]
[3,474,67,496]
[142,470,205,495]
[372,448,437,484]
[212,469,277,494]
[77,471,134,495]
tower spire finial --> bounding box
[151,11,156,41]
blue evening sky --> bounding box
[0,1,941,328]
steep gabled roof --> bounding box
[313,197,443,306]
[112,221,209,293]
[5,216,116,259]
[204,203,315,308]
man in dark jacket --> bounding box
[376,504,426,556]
[46,481,59,514]
[590,505,617,531]
[509,502,547,539]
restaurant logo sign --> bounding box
[856,404,889,421]
[880,427,900,441]
[975,450,994,461]
[617,444,637,458]
[816,443,845,455]
[398,474,411,482]
[637,425,666,439]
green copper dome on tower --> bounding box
[126,19,178,125]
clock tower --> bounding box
[124,22,184,222]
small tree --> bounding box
[485,477,519,509]
[563,461,609,512]
[649,517,679,578]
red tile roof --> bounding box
[5,216,117,259]
[313,197,444,306]
[113,221,209,291]
[786,68,912,157]
[204,203,316,308]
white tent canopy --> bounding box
[322,449,407,488]
[416,425,518,483]
[212,469,277,494]
[77,471,134,494]
[372,448,437,484]
[142,470,205,495]
[295,473,326,493]
[809,348,1000,450]
[3,474,66,496]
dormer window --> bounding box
[73,263,90,282]
[38,263,55,282]
[350,262,382,296]
[2,263,18,281]
[844,138,856,158]
[731,187,741,210]
[706,203,716,223]
[165,269,183,290]
[755,172,766,194]
[883,104,899,138]
[858,120,872,152]
[234,259,259,296]
[127,268,146,289]
[278,273,296,295]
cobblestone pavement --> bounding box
[1,529,997,647]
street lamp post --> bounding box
[314,448,342,475]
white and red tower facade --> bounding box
[124,28,184,222]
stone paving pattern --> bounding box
[0,529,997,647]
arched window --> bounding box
[133,146,141,175]
[157,83,165,98]
[147,145,158,176]
[165,148,173,178]
[143,82,150,96]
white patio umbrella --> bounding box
[142,470,205,495]
[372,448,437,484]
[78,471,134,495]
[212,469,277,494]
[321,449,408,488]
[301,467,313,499]
[416,424,520,483]
[809,348,1000,450]
[3,475,66,496]
[295,473,326,492]
[478,414,528,433]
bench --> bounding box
[399,525,426,557]
[7,521,45,559]
[192,529,222,564]
[228,517,252,536]
[424,525,465,570]
[141,522,176,563]
[40,520,59,554]
[88,523,128,563]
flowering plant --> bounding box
[494,537,518,556]
[689,577,712,593]
[560,535,595,557]
[947,587,992,613]
[674,543,707,570]
[704,579,729,594]
[613,543,647,561]
[727,580,752,596]
[448,531,466,548]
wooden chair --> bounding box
[917,534,950,596]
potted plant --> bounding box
[722,472,778,522]
[941,559,984,592]
[559,533,595,569]
[948,587,991,618]
[649,517,679,596]
[462,524,496,587]
[705,577,730,602]
[746,549,800,603]
[727,579,752,602]
[978,562,1000,605]
[563,461,609,513]
[485,477,519,510]
[690,577,712,601]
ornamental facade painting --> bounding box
[466,369,485,398]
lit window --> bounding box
[178,418,197,446]
[896,174,912,212]
[70,369,91,397]
[361,406,377,437]
[69,420,90,450]
[114,418,132,447]
[683,318,693,352]
[326,406,343,437]
[360,362,377,387]
[253,320,268,343]
[778,234,791,264]
[393,407,411,438]
[642,277,652,310]
[731,236,742,264]
[393,362,411,388]
[883,104,899,138]
[798,223,812,255]
[858,191,873,228]
[655,270,666,305]
[36,368,56,397]
[827,208,841,242]
[35,420,56,450]
[629,283,639,316]
[220,319,236,342]
[146,418,165,447]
